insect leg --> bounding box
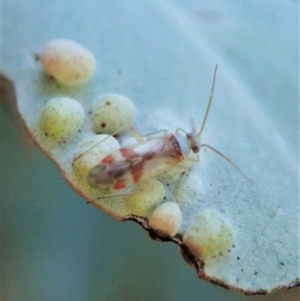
[175,128,188,135]
[128,126,145,144]
[200,143,253,183]
[141,129,168,139]
[184,154,199,164]
[87,191,133,204]
[126,127,168,144]
[173,167,190,203]
[73,124,131,164]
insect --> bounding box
[87,65,251,192]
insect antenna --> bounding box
[195,65,253,183]
[197,64,218,138]
[190,118,197,135]
[200,143,254,183]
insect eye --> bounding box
[186,132,193,140]
[192,144,200,153]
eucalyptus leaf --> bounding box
[1,0,298,294]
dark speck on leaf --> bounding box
[32,53,40,61]
[105,101,111,106]
[101,122,106,128]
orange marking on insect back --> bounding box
[101,154,114,164]
[131,162,144,184]
[120,148,135,159]
[113,180,127,190]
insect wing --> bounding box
[89,134,184,191]
[123,134,184,182]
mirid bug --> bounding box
[87,65,252,193]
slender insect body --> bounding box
[86,65,251,195]
[88,133,188,191]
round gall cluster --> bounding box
[38,39,235,266]
[40,39,136,144]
